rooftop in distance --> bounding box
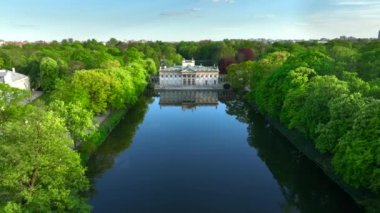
[160,59,219,72]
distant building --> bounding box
[317,38,329,44]
[0,68,31,90]
[3,41,26,47]
[158,59,221,88]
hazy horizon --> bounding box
[1,0,379,42]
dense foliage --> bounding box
[225,39,380,194]
[0,39,154,211]
[1,37,380,210]
[0,106,89,212]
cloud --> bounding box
[314,0,380,21]
[160,8,201,17]
[333,1,380,6]
[304,1,380,38]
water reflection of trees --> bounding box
[224,99,363,213]
[86,96,153,178]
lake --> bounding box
[87,90,362,213]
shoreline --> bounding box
[79,109,127,163]
[247,100,379,212]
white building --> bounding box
[0,68,31,90]
[159,59,220,88]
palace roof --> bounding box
[160,65,218,72]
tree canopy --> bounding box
[0,107,89,212]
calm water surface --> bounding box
[87,91,362,213]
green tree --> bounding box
[315,93,368,153]
[72,70,112,113]
[332,99,380,193]
[226,61,254,90]
[50,79,90,109]
[101,67,136,108]
[280,67,317,126]
[357,48,380,80]
[40,57,59,92]
[48,100,96,148]
[251,51,291,83]
[285,50,335,75]
[177,41,199,59]
[341,71,370,95]
[252,50,333,118]
[126,62,148,96]
[0,84,30,121]
[0,57,5,68]
[106,38,119,48]
[0,107,89,211]
[328,46,358,74]
[144,58,157,75]
[282,76,349,138]
[249,51,290,104]
[24,55,42,89]
[124,47,144,64]
[368,79,380,99]
[100,59,121,69]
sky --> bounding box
[0,0,379,41]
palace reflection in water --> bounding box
[157,89,234,109]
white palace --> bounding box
[158,59,222,88]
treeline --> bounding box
[226,39,380,195]
[1,37,379,210]
[0,40,155,211]
[124,39,265,67]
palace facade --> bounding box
[158,59,221,88]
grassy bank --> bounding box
[79,109,127,163]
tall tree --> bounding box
[332,99,380,193]
[226,61,254,90]
[40,57,59,92]
[315,93,368,153]
[0,107,89,211]
[48,100,96,148]
[282,76,349,138]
